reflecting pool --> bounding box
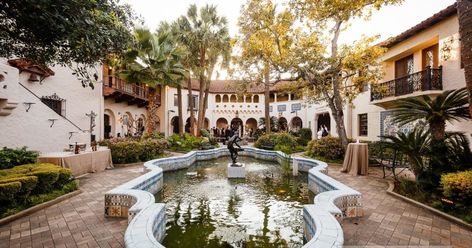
[156,157,314,248]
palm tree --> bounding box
[174,4,231,136]
[381,127,431,180]
[457,0,472,117]
[391,88,470,142]
[119,28,186,133]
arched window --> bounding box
[222,95,229,103]
[230,95,237,102]
[253,95,259,103]
[215,95,221,103]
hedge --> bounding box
[0,163,73,207]
[306,137,354,161]
[255,133,298,151]
[0,182,21,203]
[0,147,39,170]
[99,138,168,164]
[441,170,472,204]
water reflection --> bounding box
[156,157,314,248]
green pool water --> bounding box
[156,156,314,248]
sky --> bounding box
[122,0,456,78]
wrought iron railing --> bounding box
[104,76,149,100]
[371,66,442,101]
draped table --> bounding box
[37,148,113,176]
[340,143,369,176]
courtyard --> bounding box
[1,0,472,247]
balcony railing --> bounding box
[104,75,149,100]
[371,66,442,101]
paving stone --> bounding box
[1,162,471,247]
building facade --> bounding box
[1,4,470,153]
[162,4,471,142]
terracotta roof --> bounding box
[181,79,300,93]
[7,58,55,78]
[379,3,457,48]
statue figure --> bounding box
[227,127,243,165]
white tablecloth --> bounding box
[37,148,113,176]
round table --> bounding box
[340,143,369,176]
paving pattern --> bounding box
[0,161,471,247]
[0,166,144,248]
[329,165,472,248]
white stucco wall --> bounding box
[0,61,103,153]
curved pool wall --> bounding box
[104,147,362,248]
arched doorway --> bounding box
[216,118,228,138]
[317,112,331,135]
[171,116,179,134]
[216,118,228,129]
[278,117,288,132]
[104,109,115,138]
[231,118,243,136]
[104,114,111,139]
[136,115,145,136]
[245,118,257,137]
[185,117,196,133]
[290,117,303,131]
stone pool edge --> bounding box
[103,147,362,248]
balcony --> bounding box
[103,76,160,107]
[371,66,443,105]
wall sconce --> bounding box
[48,118,58,127]
[23,102,35,112]
[69,131,77,139]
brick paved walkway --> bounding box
[1,162,471,247]
[0,166,144,248]
[328,165,472,248]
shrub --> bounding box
[0,176,38,203]
[441,170,472,204]
[291,128,313,146]
[139,139,169,161]
[274,144,293,155]
[55,169,72,189]
[306,137,353,161]
[0,182,21,203]
[255,133,298,151]
[27,170,60,193]
[102,138,168,164]
[167,133,217,152]
[0,147,39,169]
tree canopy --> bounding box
[0,0,136,67]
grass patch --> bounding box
[0,180,79,219]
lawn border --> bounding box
[0,189,82,226]
[386,181,472,230]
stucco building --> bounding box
[0,4,470,153]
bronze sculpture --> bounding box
[227,128,243,165]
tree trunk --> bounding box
[326,94,349,149]
[458,0,472,117]
[327,20,349,149]
[177,84,184,134]
[264,67,271,133]
[145,89,158,133]
[196,74,206,136]
[429,120,446,143]
[203,79,211,130]
[187,77,196,135]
